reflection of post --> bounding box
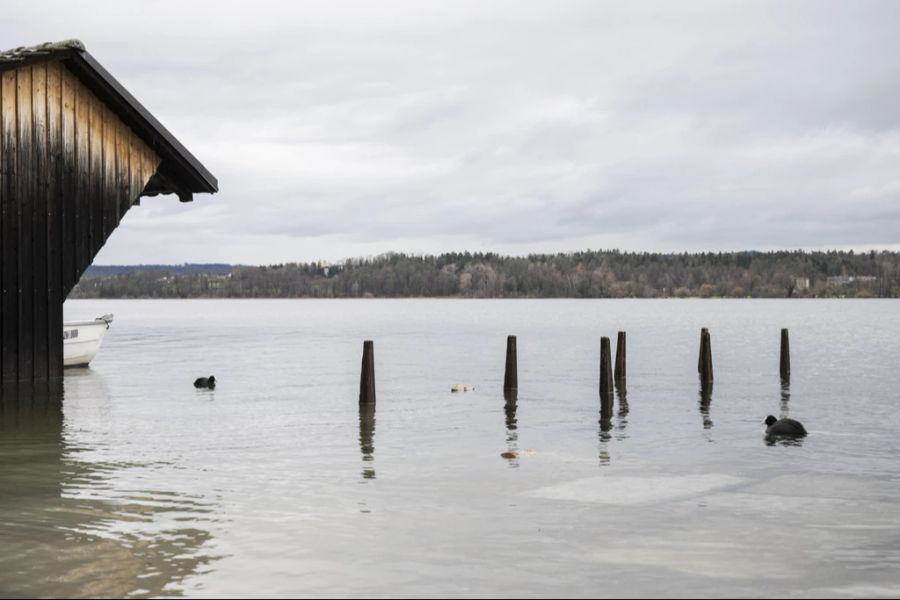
[359,403,376,480]
[615,384,629,435]
[699,381,713,429]
[359,340,375,405]
[503,335,517,393]
[503,389,518,438]
[503,389,519,467]
[599,391,613,465]
[780,380,791,418]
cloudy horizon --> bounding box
[3,0,899,264]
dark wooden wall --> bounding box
[0,60,160,384]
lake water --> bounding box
[2,299,900,598]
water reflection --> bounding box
[780,380,791,418]
[764,433,806,448]
[503,390,519,468]
[698,382,713,430]
[598,390,613,465]
[359,403,376,480]
[0,377,221,598]
[615,382,629,439]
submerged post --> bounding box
[699,329,713,383]
[780,328,790,380]
[600,336,614,397]
[614,331,626,385]
[359,340,375,405]
[503,335,518,392]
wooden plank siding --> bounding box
[32,63,49,382]
[0,59,159,384]
[1,70,19,383]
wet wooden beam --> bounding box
[614,331,626,386]
[503,335,517,392]
[600,336,613,398]
[699,328,713,384]
[359,340,375,405]
[780,328,790,381]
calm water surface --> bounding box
[2,299,900,598]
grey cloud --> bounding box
[3,0,899,264]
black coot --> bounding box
[764,415,806,436]
[194,375,216,389]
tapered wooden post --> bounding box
[614,331,626,384]
[698,328,708,373]
[359,340,375,405]
[503,335,518,392]
[699,329,713,383]
[780,328,790,380]
[600,336,613,397]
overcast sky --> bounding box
[3,0,899,264]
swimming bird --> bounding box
[764,415,806,436]
[194,375,216,389]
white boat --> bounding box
[63,314,113,368]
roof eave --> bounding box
[62,50,218,195]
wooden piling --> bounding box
[359,340,375,405]
[698,328,708,373]
[780,328,790,380]
[614,331,626,384]
[699,329,713,383]
[503,335,518,392]
[600,336,613,397]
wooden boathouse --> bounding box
[0,40,217,385]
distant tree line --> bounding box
[69,250,900,299]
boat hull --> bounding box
[63,316,112,368]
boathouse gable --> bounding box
[0,40,217,384]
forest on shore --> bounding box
[69,250,900,299]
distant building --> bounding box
[794,277,810,291]
[827,275,877,285]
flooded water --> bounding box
[2,299,900,598]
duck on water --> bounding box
[764,415,807,437]
[194,376,216,389]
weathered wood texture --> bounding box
[599,336,613,398]
[699,329,713,384]
[614,331,626,384]
[359,340,375,405]
[0,60,159,383]
[780,328,790,380]
[503,335,517,392]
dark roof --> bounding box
[0,40,217,200]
